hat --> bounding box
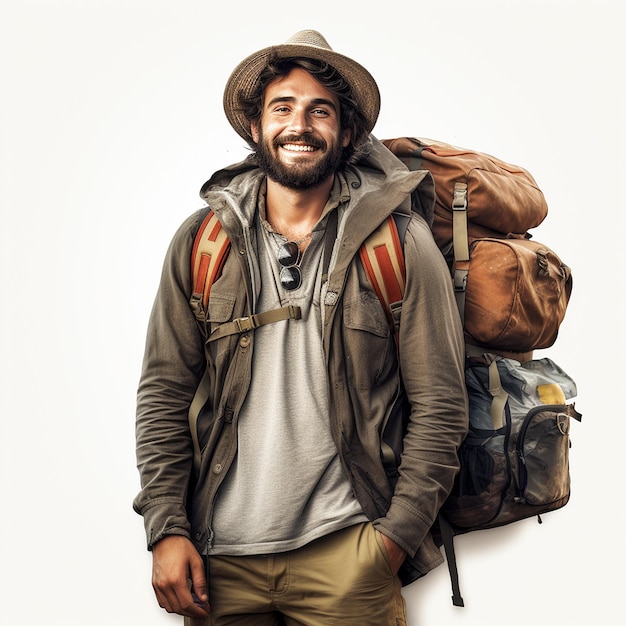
[223,30,380,143]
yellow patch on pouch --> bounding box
[537,383,566,405]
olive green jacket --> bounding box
[133,136,469,584]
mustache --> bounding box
[273,134,326,150]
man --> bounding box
[134,30,468,626]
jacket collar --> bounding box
[198,135,434,236]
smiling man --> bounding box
[134,30,468,626]
[252,66,349,194]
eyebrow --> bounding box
[266,96,338,112]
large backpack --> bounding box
[378,137,581,607]
[189,137,581,606]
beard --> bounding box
[255,131,345,190]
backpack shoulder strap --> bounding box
[359,212,409,333]
[188,209,301,473]
[191,209,232,308]
[360,214,409,470]
[192,208,410,324]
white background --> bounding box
[1,1,624,625]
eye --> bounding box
[311,108,330,117]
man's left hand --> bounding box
[378,532,407,575]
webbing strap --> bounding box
[189,367,211,473]
[207,305,301,343]
[438,513,465,607]
[488,359,509,429]
[452,182,469,322]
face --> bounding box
[251,67,351,190]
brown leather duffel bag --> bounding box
[382,136,548,254]
[382,136,572,355]
[462,237,572,352]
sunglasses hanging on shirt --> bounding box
[276,240,303,290]
[266,209,338,292]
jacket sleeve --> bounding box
[375,215,469,556]
[133,210,205,549]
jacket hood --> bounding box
[352,135,435,226]
[199,135,435,230]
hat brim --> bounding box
[223,42,380,143]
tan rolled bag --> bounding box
[382,137,572,358]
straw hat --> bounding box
[223,30,380,143]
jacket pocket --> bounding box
[207,294,236,331]
[343,293,393,389]
[190,284,237,324]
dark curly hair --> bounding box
[236,55,370,164]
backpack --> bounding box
[378,136,580,607]
[189,137,581,606]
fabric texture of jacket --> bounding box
[134,136,469,585]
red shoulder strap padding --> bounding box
[191,210,406,321]
[359,215,406,323]
[191,210,231,308]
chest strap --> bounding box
[207,305,301,343]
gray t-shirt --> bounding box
[209,183,367,555]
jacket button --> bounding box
[213,463,223,474]
[240,334,251,348]
[324,291,338,306]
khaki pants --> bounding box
[185,522,407,626]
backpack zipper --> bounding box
[515,404,568,502]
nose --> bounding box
[287,107,313,135]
